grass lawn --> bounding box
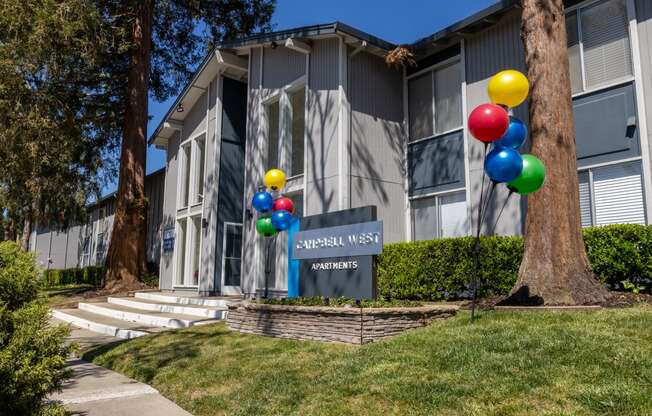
[39,283,95,307]
[85,305,652,416]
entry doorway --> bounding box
[221,222,243,295]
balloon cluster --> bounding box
[468,70,545,195]
[251,169,295,237]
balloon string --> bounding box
[488,190,514,236]
[471,144,490,321]
[479,181,497,233]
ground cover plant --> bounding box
[254,296,423,308]
[86,305,652,416]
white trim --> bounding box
[577,156,642,171]
[337,36,350,210]
[402,65,411,241]
[571,76,636,99]
[179,129,207,147]
[626,0,652,222]
[408,187,467,201]
[576,6,588,92]
[407,127,465,146]
[221,222,244,295]
[405,56,460,80]
[284,38,311,54]
[303,52,310,216]
[460,38,472,238]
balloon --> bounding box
[272,196,295,214]
[484,146,523,183]
[252,191,273,213]
[271,210,293,231]
[468,104,509,143]
[507,154,546,195]
[255,216,277,237]
[264,169,286,191]
[496,117,527,149]
[488,70,529,108]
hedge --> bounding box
[378,224,652,301]
[42,266,104,288]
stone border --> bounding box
[226,303,458,344]
[494,305,602,311]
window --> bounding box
[80,235,91,267]
[180,143,191,208]
[411,191,468,240]
[178,133,206,208]
[408,61,462,142]
[566,0,632,94]
[222,223,243,287]
[95,232,106,264]
[175,220,187,285]
[267,101,280,168]
[578,161,645,227]
[175,215,202,287]
[194,137,205,204]
[290,87,305,176]
[191,216,201,286]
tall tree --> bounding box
[502,0,609,305]
[0,0,126,250]
[104,0,275,290]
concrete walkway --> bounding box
[49,322,192,416]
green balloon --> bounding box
[255,216,277,237]
[507,154,545,195]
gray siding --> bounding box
[349,50,406,243]
[465,9,526,236]
[262,47,306,88]
[159,133,180,290]
[145,169,165,265]
[636,0,652,180]
[182,90,208,141]
[306,38,340,215]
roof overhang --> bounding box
[150,50,248,149]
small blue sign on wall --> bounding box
[162,228,175,253]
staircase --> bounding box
[52,292,238,340]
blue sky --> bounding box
[118,0,497,195]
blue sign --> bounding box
[162,228,175,253]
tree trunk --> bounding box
[502,0,610,305]
[103,0,154,291]
[21,215,31,251]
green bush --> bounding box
[584,224,652,291]
[0,242,73,415]
[256,296,423,308]
[378,224,652,300]
[43,265,104,287]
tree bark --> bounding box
[103,0,154,291]
[502,0,610,305]
[21,215,31,251]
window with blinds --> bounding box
[566,0,633,94]
[407,60,462,142]
[578,162,646,227]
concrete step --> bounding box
[134,291,238,308]
[51,309,165,339]
[78,302,220,328]
[107,296,227,319]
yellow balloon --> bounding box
[264,168,286,191]
[488,70,529,108]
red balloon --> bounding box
[272,196,294,214]
[468,103,509,143]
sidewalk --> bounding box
[49,321,192,416]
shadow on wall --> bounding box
[306,88,336,212]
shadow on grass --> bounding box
[81,339,129,362]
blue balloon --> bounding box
[252,191,273,213]
[484,146,523,183]
[496,117,527,149]
[271,210,293,231]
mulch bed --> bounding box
[459,292,652,310]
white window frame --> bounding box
[565,0,635,95]
[221,222,244,295]
[174,213,202,288]
[410,189,469,240]
[176,131,207,211]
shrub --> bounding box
[378,236,522,301]
[583,224,652,291]
[0,242,73,415]
[378,224,652,300]
[256,296,423,308]
[43,265,104,287]
[0,241,39,310]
